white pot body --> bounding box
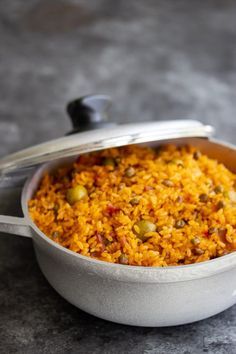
[33,228,236,326]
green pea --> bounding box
[191,237,200,245]
[214,185,223,194]
[130,197,140,206]
[125,166,135,177]
[175,219,186,229]
[102,157,116,168]
[199,193,209,203]
[133,220,156,241]
[119,254,129,265]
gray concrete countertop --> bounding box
[0,1,236,353]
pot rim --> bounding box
[21,137,236,281]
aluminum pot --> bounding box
[0,134,236,327]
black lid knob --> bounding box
[67,94,117,134]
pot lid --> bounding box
[0,95,214,175]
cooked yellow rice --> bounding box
[29,145,236,267]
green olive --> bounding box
[66,185,88,205]
[133,220,156,241]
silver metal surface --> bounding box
[0,120,213,174]
[0,215,32,238]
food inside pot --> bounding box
[28,145,236,266]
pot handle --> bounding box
[0,173,32,238]
[0,215,32,238]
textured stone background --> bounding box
[0,1,236,353]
